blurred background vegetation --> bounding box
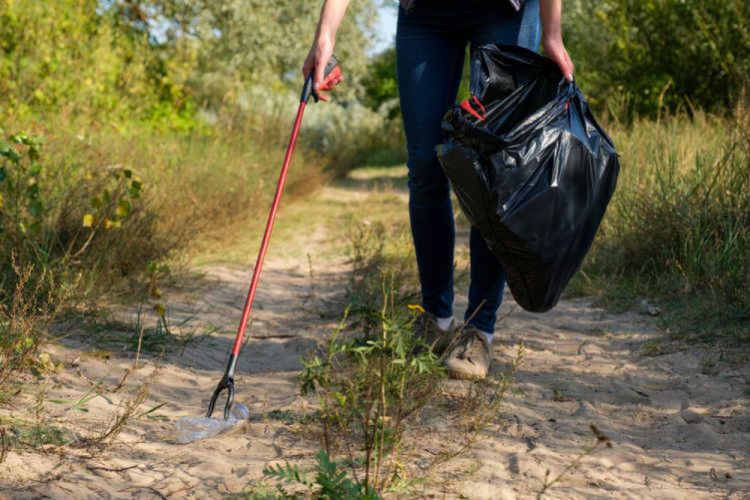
[0,0,747,376]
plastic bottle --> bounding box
[174,404,249,444]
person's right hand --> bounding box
[539,0,574,82]
[542,32,574,82]
[302,30,344,92]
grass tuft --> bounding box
[573,104,749,344]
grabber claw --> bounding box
[207,370,235,420]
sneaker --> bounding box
[412,311,457,355]
[444,326,491,380]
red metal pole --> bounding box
[231,100,307,357]
[208,54,340,419]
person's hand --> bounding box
[542,32,574,82]
[302,30,344,92]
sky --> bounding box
[371,3,398,54]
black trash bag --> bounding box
[437,44,620,313]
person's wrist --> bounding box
[317,27,336,49]
[542,29,562,45]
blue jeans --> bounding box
[396,0,541,333]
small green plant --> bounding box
[261,450,379,499]
[3,420,72,450]
[290,218,525,495]
[49,376,106,413]
[0,377,72,451]
[298,277,446,494]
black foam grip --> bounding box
[301,55,340,103]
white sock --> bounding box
[436,315,454,331]
[481,331,493,345]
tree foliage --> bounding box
[0,0,193,125]
[363,1,749,119]
[362,47,398,118]
[564,0,750,117]
[0,0,377,123]
[122,0,376,106]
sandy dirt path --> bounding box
[1,167,748,499]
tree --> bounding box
[362,47,399,118]
[564,0,750,117]
[124,0,377,106]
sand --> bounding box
[1,171,748,499]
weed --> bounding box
[298,284,445,494]
[0,258,54,390]
[346,221,418,335]
[283,311,525,497]
[4,421,72,450]
[82,362,161,449]
[82,308,213,357]
[261,450,379,499]
[279,218,524,495]
[2,381,73,451]
[49,376,106,413]
[536,425,613,498]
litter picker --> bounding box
[207,56,342,419]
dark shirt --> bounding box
[399,0,527,12]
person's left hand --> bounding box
[543,32,574,82]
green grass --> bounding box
[2,419,72,450]
[572,106,749,344]
[48,376,105,413]
[0,112,326,395]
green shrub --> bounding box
[565,0,750,117]
[0,132,148,289]
[0,0,194,127]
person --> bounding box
[303,0,574,380]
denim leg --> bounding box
[517,0,542,52]
[464,1,542,333]
[395,3,542,328]
[470,0,541,52]
[396,8,466,318]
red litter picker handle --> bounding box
[207,56,342,420]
